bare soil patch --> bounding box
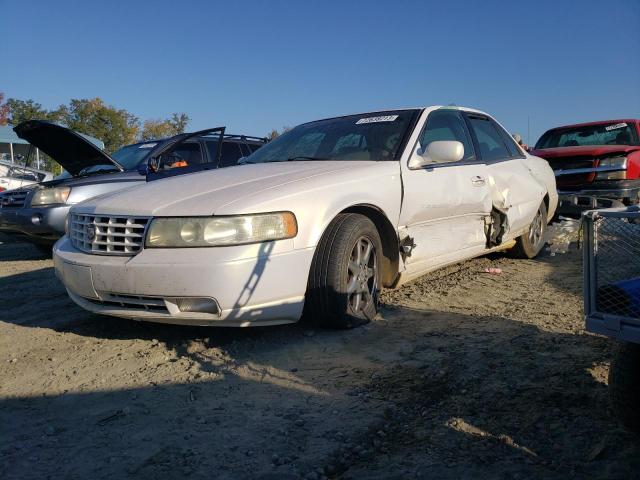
[1,232,638,479]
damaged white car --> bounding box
[53,106,557,328]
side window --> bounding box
[494,121,524,158]
[206,141,244,168]
[218,142,243,168]
[162,142,203,168]
[467,117,510,161]
[419,110,475,161]
[206,141,220,163]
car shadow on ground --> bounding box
[0,233,51,261]
[3,303,640,479]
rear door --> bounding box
[399,109,492,276]
[465,113,545,236]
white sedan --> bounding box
[53,106,557,328]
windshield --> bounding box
[242,110,420,164]
[56,142,159,177]
[111,142,158,169]
[535,122,639,149]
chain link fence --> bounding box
[584,207,640,343]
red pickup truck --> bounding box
[530,119,640,216]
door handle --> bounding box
[471,175,485,187]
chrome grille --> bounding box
[547,156,597,188]
[0,190,28,208]
[69,213,150,255]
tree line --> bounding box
[0,92,191,172]
[0,92,294,173]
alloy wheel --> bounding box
[346,236,378,314]
[528,206,545,247]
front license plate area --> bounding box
[63,262,99,299]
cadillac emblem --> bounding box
[86,225,96,241]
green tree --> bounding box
[56,98,140,153]
[6,98,57,125]
[267,126,291,140]
[168,113,190,134]
[140,113,190,140]
[0,93,9,125]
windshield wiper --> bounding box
[285,156,329,161]
[77,167,119,177]
[240,156,330,165]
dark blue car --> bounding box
[0,121,266,250]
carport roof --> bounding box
[0,124,105,149]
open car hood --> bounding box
[13,120,123,176]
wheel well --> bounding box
[543,193,550,221]
[341,205,399,287]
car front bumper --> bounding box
[52,236,315,327]
[0,205,69,243]
[557,181,640,216]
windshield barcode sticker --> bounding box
[356,115,399,125]
[605,123,627,131]
[139,143,158,148]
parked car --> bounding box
[0,161,53,192]
[530,119,640,216]
[0,121,266,249]
[53,106,557,328]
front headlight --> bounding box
[145,212,298,247]
[31,187,71,206]
[597,156,627,180]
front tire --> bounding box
[512,201,547,259]
[305,213,381,329]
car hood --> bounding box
[8,170,144,192]
[530,145,640,160]
[73,161,386,216]
[45,170,144,188]
[14,120,122,176]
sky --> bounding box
[2,0,639,144]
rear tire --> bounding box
[512,201,547,259]
[609,343,640,433]
[305,213,382,329]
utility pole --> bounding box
[527,116,531,145]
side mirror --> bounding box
[409,140,464,169]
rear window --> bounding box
[535,122,640,149]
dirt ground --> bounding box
[1,231,639,480]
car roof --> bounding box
[126,134,267,148]
[295,105,492,127]
[543,119,639,132]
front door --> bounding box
[399,109,492,278]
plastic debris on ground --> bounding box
[545,216,582,255]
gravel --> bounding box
[1,231,639,479]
